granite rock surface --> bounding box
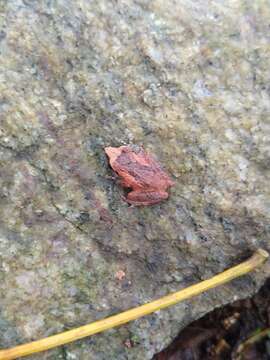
[0,0,270,359]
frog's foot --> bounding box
[105,174,118,181]
[106,175,129,188]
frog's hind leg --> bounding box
[126,190,168,206]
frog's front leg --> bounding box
[126,190,168,206]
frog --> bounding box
[105,145,174,206]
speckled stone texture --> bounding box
[0,0,269,359]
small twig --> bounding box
[0,248,268,360]
[235,327,270,359]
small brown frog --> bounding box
[105,145,174,206]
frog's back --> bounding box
[106,145,174,190]
[118,150,172,189]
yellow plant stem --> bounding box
[0,249,268,360]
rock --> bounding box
[0,1,269,359]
